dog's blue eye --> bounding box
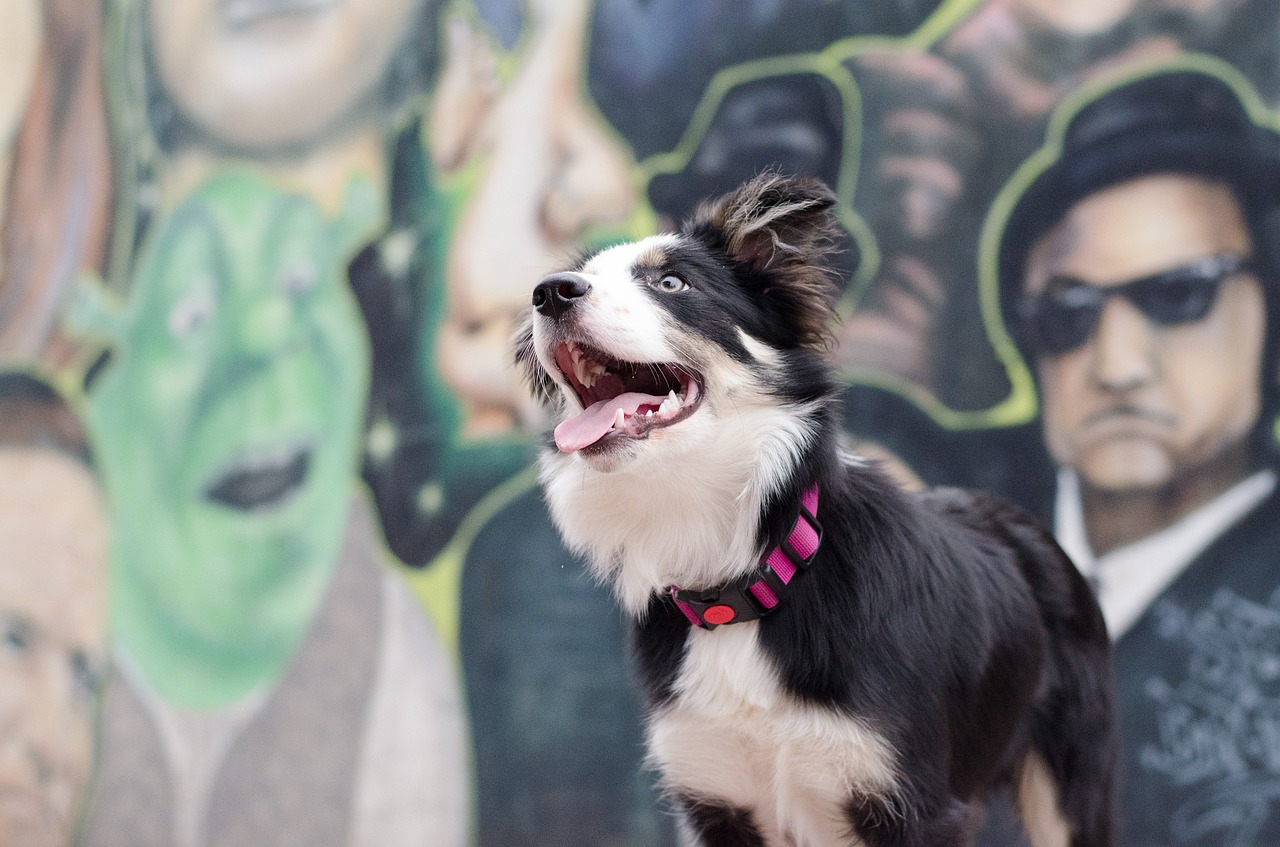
[653,275,688,293]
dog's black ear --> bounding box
[513,310,559,408]
[691,171,842,349]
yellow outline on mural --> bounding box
[824,1,1026,430]
[100,0,155,297]
[622,0,1032,433]
[629,0,987,312]
[636,51,878,304]
[904,0,986,50]
[406,463,539,651]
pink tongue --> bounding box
[555,392,666,452]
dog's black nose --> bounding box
[533,273,592,319]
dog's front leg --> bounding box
[675,795,767,847]
[843,791,976,847]
[676,792,975,847]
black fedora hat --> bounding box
[996,68,1280,329]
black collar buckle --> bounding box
[670,576,774,629]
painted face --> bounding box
[86,173,372,686]
[1025,173,1267,494]
[147,0,425,149]
[431,0,638,435]
[0,450,108,847]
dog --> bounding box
[515,172,1115,847]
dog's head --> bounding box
[516,172,843,475]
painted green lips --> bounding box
[204,445,311,511]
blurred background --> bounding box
[3,0,1280,845]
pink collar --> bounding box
[669,485,821,629]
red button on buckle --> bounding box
[703,604,736,625]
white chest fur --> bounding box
[647,624,899,847]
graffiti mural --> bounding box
[72,172,468,846]
[2,0,1280,845]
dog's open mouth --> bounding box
[552,340,702,453]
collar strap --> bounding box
[670,485,821,629]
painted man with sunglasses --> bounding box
[994,67,1280,845]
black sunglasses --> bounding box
[1016,252,1256,356]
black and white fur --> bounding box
[516,173,1115,847]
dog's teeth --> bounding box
[568,345,609,389]
[659,391,681,415]
[613,409,627,430]
[574,355,594,387]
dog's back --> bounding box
[919,487,1115,847]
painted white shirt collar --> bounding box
[1054,467,1276,640]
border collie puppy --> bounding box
[515,173,1114,847]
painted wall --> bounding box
[2,0,1280,845]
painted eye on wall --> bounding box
[71,651,104,705]
[281,263,318,296]
[2,615,32,656]
[167,289,217,338]
[652,274,688,293]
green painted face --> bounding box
[84,172,376,706]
